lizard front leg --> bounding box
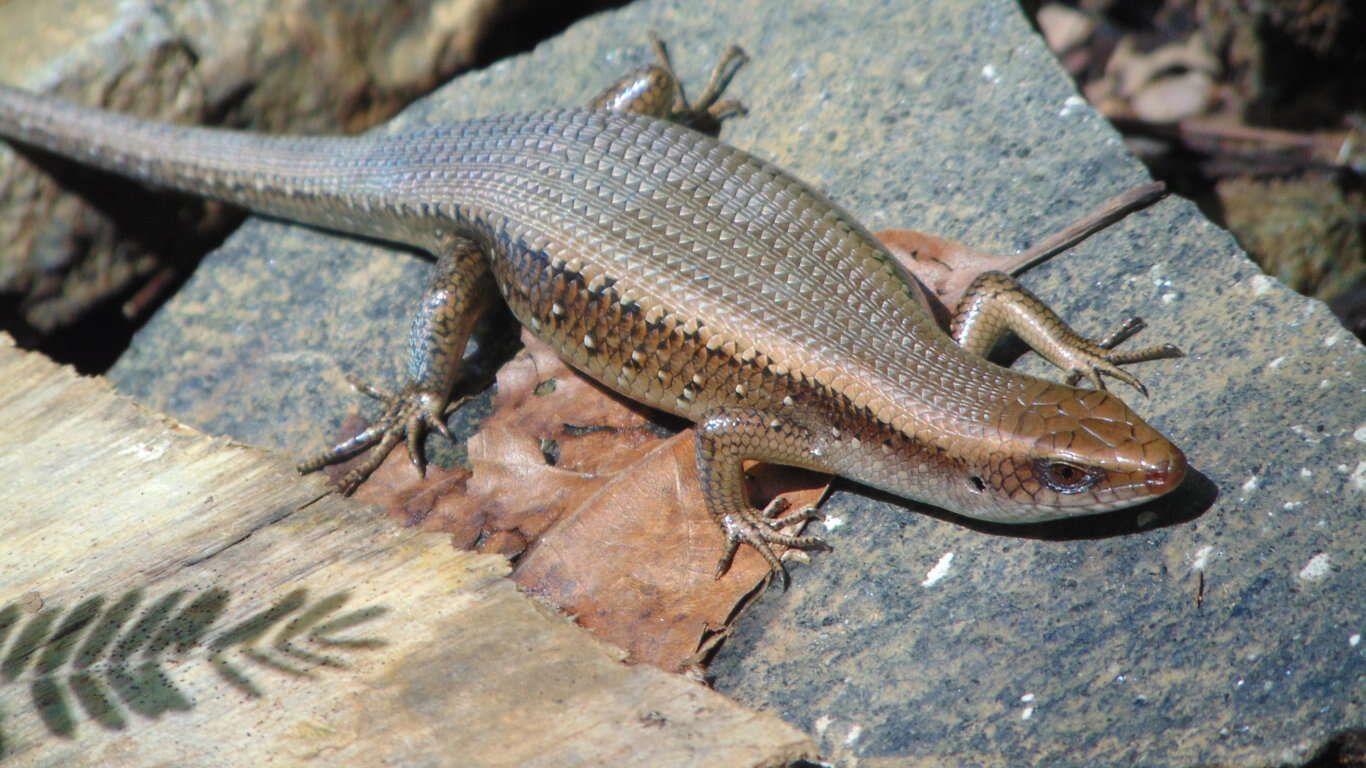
[696,409,833,586]
[950,270,1183,395]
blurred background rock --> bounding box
[1025,0,1365,337]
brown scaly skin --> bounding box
[0,37,1187,585]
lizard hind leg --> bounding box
[297,238,495,492]
[588,32,749,133]
[949,270,1183,396]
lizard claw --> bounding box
[297,379,453,493]
[760,496,825,528]
[952,274,1184,397]
[1060,316,1184,396]
[712,496,830,589]
[1063,355,1147,397]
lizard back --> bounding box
[372,110,1027,434]
[0,85,1030,436]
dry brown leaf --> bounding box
[1091,35,1220,122]
[1131,70,1214,123]
[514,431,826,672]
[875,228,1027,327]
[345,329,828,670]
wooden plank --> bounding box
[0,335,815,766]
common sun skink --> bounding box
[0,38,1186,581]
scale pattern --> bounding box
[0,84,1185,528]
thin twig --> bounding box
[1012,181,1169,276]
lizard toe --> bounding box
[299,380,453,493]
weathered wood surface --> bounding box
[0,334,814,767]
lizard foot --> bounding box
[588,33,749,135]
[1059,316,1184,396]
[951,271,1184,397]
[647,32,750,132]
[713,496,829,589]
[296,377,461,493]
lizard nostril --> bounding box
[1145,445,1187,495]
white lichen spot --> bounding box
[1058,95,1086,117]
[823,515,845,531]
[1249,274,1277,296]
[1324,332,1342,348]
[1021,706,1035,721]
[922,552,954,587]
[1350,634,1361,648]
[1319,379,1332,389]
[1161,291,1180,303]
[1352,461,1366,492]
[1268,356,1285,369]
[814,715,833,735]
[1297,553,1333,582]
[1020,693,1035,703]
[1283,501,1304,511]
[844,724,863,746]
[1290,424,1323,443]
[1353,425,1366,443]
[1190,545,1214,571]
[1241,475,1259,494]
[981,63,1000,83]
[1300,468,1313,478]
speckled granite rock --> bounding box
[104,0,1363,764]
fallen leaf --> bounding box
[875,228,1019,325]
[513,430,826,671]
[1091,35,1220,122]
[354,329,828,670]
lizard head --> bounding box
[963,380,1186,523]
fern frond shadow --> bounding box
[0,586,388,754]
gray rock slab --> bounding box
[99,0,1364,765]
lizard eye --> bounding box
[1034,459,1102,494]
